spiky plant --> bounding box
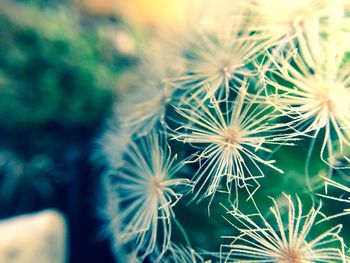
[220,194,346,262]
[265,31,350,168]
[174,21,268,101]
[243,0,335,42]
[99,0,350,262]
[173,82,294,206]
[105,132,192,259]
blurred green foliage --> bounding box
[0,2,114,130]
[0,1,131,157]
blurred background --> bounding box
[0,0,188,262]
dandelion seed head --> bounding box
[246,0,331,40]
[179,30,266,100]
[118,75,174,136]
[266,33,350,165]
[287,76,350,130]
[221,194,346,262]
[159,1,269,101]
[173,83,291,204]
[311,81,350,121]
[105,132,192,259]
[117,33,186,135]
[201,50,238,82]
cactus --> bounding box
[100,0,350,261]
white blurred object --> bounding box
[111,30,136,56]
[0,210,67,263]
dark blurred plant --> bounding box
[0,151,61,216]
